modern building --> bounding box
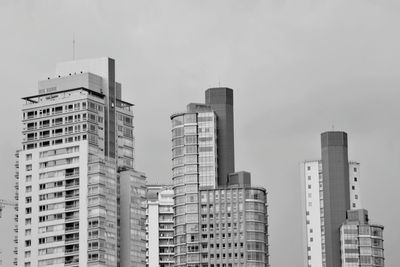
[171,88,269,267]
[146,184,174,267]
[301,159,361,267]
[119,170,147,267]
[301,131,383,267]
[340,209,384,267]
[15,57,143,267]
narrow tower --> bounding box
[321,131,350,267]
[205,88,235,185]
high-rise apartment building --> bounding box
[301,131,383,267]
[15,57,143,267]
[146,184,174,267]
[302,159,361,267]
[171,88,269,267]
[340,209,384,267]
[119,170,147,267]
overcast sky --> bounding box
[1,0,399,266]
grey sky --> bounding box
[1,0,399,266]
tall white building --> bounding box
[171,88,269,267]
[146,185,174,267]
[301,160,361,267]
[15,58,142,267]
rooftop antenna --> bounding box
[72,32,76,60]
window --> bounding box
[308,185,311,189]
[26,175,32,182]
[26,165,32,171]
[354,167,357,172]
[307,166,311,171]
[354,177,357,182]
[26,154,32,161]
[26,186,32,193]
[352,186,355,190]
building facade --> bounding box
[301,160,361,267]
[146,185,174,267]
[15,58,141,267]
[301,131,383,267]
[119,170,147,267]
[171,88,269,267]
[340,209,384,267]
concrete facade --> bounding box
[171,88,269,267]
[340,209,384,267]
[146,185,174,267]
[15,58,140,267]
[301,132,364,267]
[321,131,351,267]
[205,88,235,186]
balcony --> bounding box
[65,193,79,200]
[65,204,79,211]
[65,237,79,244]
[65,226,79,233]
[65,215,79,222]
[65,181,80,189]
[65,248,79,255]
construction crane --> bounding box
[0,199,17,218]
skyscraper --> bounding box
[301,131,383,267]
[15,58,143,267]
[171,88,269,267]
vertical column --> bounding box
[205,88,235,186]
[321,131,350,267]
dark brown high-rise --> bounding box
[321,131,351,267]
[205,87,235,186]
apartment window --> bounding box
[352,186,355,190]
[26,164,32,171]
[25,207,32,214]
[352,203,356,208]
[354,177,358,182]
[26,186,32,193]
[25,229,31,236]
[26,175,32,182]
[24,262,31,267]
[25,218,31,225]
[355,194,358,199]
[26,154,32,161]
[24,251,31,258]
[25,196,32,203]
[307,176,311,180]
[25,240,31,247]
[354,167,357,172]
[307,166,311,171]
[310,237,313,242]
